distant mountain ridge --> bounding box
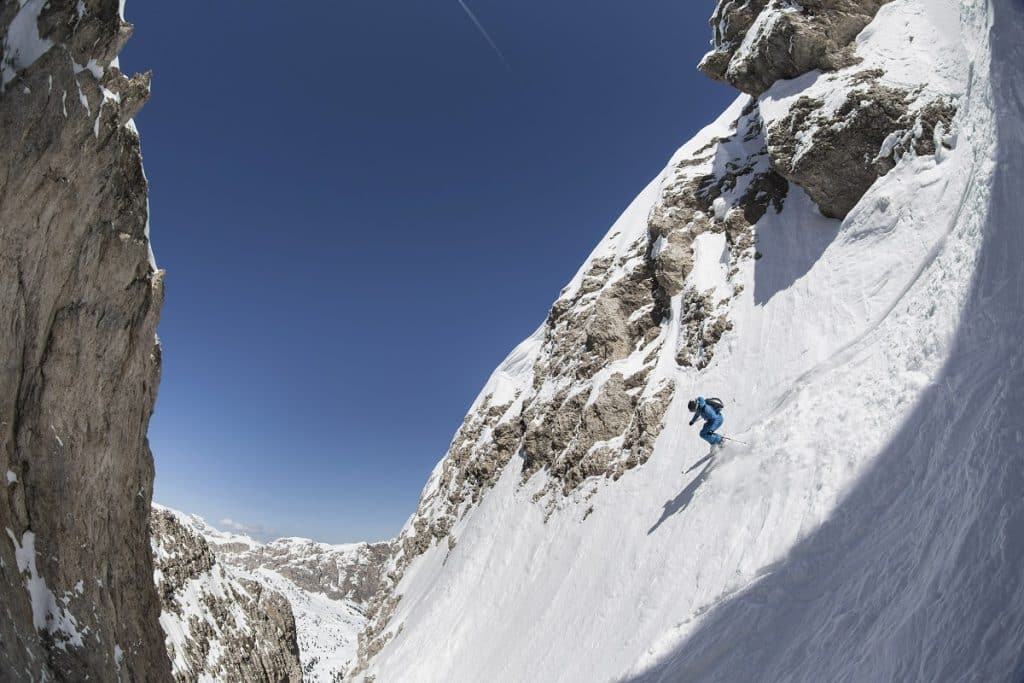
[152,505,388,681]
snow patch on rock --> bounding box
[5,529,85,651]
[688,232,730,300]
[0,0,53,89]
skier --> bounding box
[688,396,724,447]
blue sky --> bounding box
[120,1,735,543]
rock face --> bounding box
[0,1,167,680]
[150,508,303,682]
[701,0,959,219]
[762,73,957,218]
[157,506,390,681]
[699,0,892,96]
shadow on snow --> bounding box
[752,188,839,306]
[647,454,717,535]
[627,6,1024,681]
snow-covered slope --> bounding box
[155,506,388,681]
[356,1,1024,681]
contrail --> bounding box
[456,0,513,74]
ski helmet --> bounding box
[687,399,697,412]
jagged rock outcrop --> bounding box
[649,102,784,368]
[0,1,167,679]
[151,508,303,682]
[699,0,892,96]
[701,0,959,219]
[355,249,682,668]
[763,74,957,217]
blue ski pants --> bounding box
[700,415,724,445]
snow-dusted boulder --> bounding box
[763,75,956,217]
[699,0,892,96]
[703,0,963,219]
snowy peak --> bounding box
[356,91,792,678]
[155,506,262,553]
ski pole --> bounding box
[721,435,748,446]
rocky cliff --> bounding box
[698,0,892,96]
[700,0,957,218]
[150,507,303,682]
[354,0,981,679]
[0,0,167,679]
[156,506,389,681]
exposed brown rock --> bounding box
[699,0,893,96]
[766,80,957,218]
[699,1,958,219]
[521,373,652,494]
[676,290,735,370]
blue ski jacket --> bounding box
[688,396,720,425]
